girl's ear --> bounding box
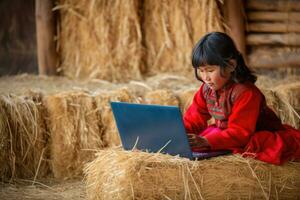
[228,59,237,72]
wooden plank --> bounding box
[247,22,300,33]
[246,0,300,11]
[0,0,38,75]
[35,0,57,75]
[247,33,300,46]
[223,0,247,61]
[249,50,300,68]
[247,11,300,22]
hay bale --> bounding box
[94,88,136,147]
[0,74,117,95]
[127,81,152,98]
[176,88,198,113]
[146,74,195,91]
[261,82,300,129]
[256,75,300,90]
[256,75,279,89]
[274,82,300,111]
[57,0,143,82]
[144,89,179,106]
[44,91,104,179]
[85,149,300,200]
[273,82,300,129]
[143,0,224,78]
[0,92,49,181]
[0,98,10,181]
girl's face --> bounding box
[197,65,232,91]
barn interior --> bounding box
[0,0,300,199]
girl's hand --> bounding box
[187,133,210,150]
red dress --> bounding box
[183,81,300,165]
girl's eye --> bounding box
[197,67,215,73]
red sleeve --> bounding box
[183,84,211,134]
[203,88,262,150]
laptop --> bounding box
[110,101,231,160]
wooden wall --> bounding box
[246,0,300,71]
[0,0,38,76]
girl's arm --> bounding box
[203,88,262,150]
[183,84,211,134]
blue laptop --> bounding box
[110,102,231,160]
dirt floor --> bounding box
[0,179,86,200]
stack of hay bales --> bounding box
[57,0,143,82]
[0,74,199,181]
[1,74,299,183]
[0,92,49,181]
[85,149,300,200]
[57,0,224,81]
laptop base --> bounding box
[192,150,231,160]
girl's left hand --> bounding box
[187,133,210,150]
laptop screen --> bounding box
[111,102,193,159]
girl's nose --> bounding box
[203,73,210,81]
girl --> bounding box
[184,32,300,165]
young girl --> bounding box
[184,32,300,165]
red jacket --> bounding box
[183,81,300,164]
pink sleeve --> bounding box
[183,84,211,134]
[203,88,262,150]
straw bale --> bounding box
[176,88,198,113]
[273,82,300,129]
[127,81,152,98]
[256,75,300,91]
[144,89,179,106]
[93,88,136,147]
[261,88,299,130]
[0,74,117,95]
[44,91,104,179]
[127,74,198,99]
[57,0,144,82]
[143,0,224,78]
[146,74,196,91]
[0,92,49,181]
[260,81,300,129]
[0,98,10,181]
[85,149,300,200]
[256,75,280,89]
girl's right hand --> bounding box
[187,133,210,151]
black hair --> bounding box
[192,32,257,83]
